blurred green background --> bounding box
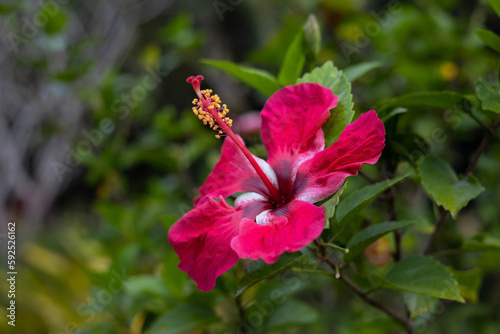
[1,0,500,333]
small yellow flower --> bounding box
[439,61,459,81]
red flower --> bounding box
[168,76,385,291]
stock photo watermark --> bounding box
[340,0,406,63]
[237,269,308,333]
[413,299,451,333]
[6,222,17,327]
[50,68,167,183]
[7,0,71,53]
[398,88,491,165]
[412,276,459,333]
[51,268,128,334]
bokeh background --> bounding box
[1,0,500,333]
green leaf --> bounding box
[201,59,280,96]
[335,175,408,227]
[462,233,500,251]
[239,253,310,289]
[475,77,500,113]
[0,3,20,14]
[374,255,465,302]
[318,181,348,228]
[380,107,407,122]
[343,61,382,82]
[390,133,430,161]
[488,0,500,17]
[349,318,402,332]
[163,252,187,299]
[95,202,126,228]
[449,268,482,303]
[160,214,180,230]
[376,91,465,114]
[298,61,354,144]
[148,304,219,334]
[403,292,438,318]
[278,30,306,86]
[43,10,68,35]
[417,156,485,219]
[265,299,319,331]
[497,58,500,85]
[344,221,414,262]
[476,29,500,54]
[124,275,170,298]
[54,60,94,82]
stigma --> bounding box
[187,75,233,139]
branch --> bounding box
[235,294,246,334]
[393,229,404,261]
[314,240,414,333]
[423,209,449,255]
[339,271,414,334]
[466,116,500,175]
[425,116,500,255]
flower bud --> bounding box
[303,14,321,63]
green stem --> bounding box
[323,243,349,254]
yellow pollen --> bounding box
[191,88,233,139]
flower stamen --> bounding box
[186,75,283,204]
[191,88,233,139]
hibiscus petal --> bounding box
[260,83,338,195]
[293,110,386,203]
[261,83,338,161]
[168,197,242,291]
[194,135,278,206]
[230,200,325,263]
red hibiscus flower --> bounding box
[168,75,386,291]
